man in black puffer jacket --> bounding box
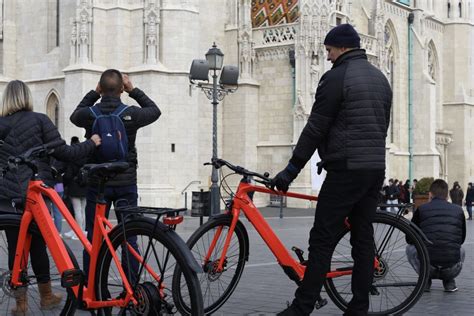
[406,179,466,292]
[70,69,161,276]
[274,24,392,316]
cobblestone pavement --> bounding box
[5,207,470,315]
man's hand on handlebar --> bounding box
[270,163,301,193]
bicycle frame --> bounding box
[206,181,353,282]
[9,178,156,309]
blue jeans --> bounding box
[406,244,465,280]
[466,203,472,219]
[83,184,140,282]
[46,192,63,233]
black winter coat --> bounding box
[449,188,464,206]
[466,187,474,204]
[63,157,88,197]
[70,88,161,186]
[412,198,466,267]
[290,49,392,171]
[0,111,96,203]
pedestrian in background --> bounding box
[406,179,466,292]
[465,182,473,220]
[385,178,400,212]
[449,181,464,206]
[63,136,88,240]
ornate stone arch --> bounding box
[45,90,60,127]
[383,19,399,145]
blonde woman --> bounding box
[0,80,100,315]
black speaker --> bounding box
[189,59,209,81]
[219,65,239,86]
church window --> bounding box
[47,0,60,51]
[46,92,59,127]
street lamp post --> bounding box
[189,43,239,217]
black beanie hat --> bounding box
[324,24,360,48]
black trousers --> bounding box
[6,228,51,284]
[292,169,384,316]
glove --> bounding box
[271,163,300,192]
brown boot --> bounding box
[37,281,62,310]
[11,287,27,316]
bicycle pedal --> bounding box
[291,246,306,264]
[61,268,84,288]
[315,298,327,309]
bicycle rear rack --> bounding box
[114,206,187,229]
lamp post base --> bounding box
[210,182,220,217]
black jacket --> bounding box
[0,111,96,203]
[289,49,392,171]
[70,88,160,186]
[412,197,466,267]
[466,187,474,204]
[449,188,464,206]
[63,156,88,197]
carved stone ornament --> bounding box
[71,0,92,64]
[144,0,160,64]
[428,44,436,81]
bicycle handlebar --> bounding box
[1,140,66,176]
[205,158,272,186]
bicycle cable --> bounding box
[219,171,236,206]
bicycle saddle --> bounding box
[82,162,130,179]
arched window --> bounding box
[46,92,59,127]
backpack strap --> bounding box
[89,105,102,118]
[112,103,128,116]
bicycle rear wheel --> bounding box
[173,214,248,315]
[95,218,203,315]
[324,211,429,315]
[0,214,77,316]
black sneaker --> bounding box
[443,279,458,292]
[424,279,432,292]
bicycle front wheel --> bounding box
[173,214,248,315]
[0,214,77,316]
[324,211,430,315]
[95,218,203,315]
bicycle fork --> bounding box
[203,209,240,272]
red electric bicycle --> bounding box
[0,141,204,315]
[173,158,430,315]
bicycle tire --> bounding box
[173,214,247,315]
[324,211,430,315]
[95,218,203,316]
[0,214,77,316]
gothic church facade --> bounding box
[0,0,472,207]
